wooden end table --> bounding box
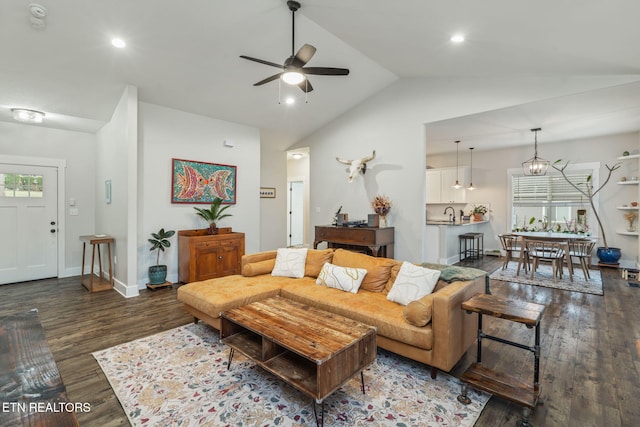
[457,293,545,427]
[221,296,377,426]
[79,234,114,292]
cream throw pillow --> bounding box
[316,262,367,293]
[387,261,441,306]
[271,248,308,278]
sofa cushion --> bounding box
[332,249,397,293]
[177,275,300,317]
[281,281,434,351]
[403,294,434,327]
[272,248,308,278]
[242,258,276,277]
[305,249,334,278]
[387,262,440,306]
[316,262,367,293]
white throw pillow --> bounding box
[316,262,367,293]
[387,262,441,306]
[271,248,308,278]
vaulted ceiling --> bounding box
[2,0,640,149]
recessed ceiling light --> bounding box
[111,38,126,48]
[285,97,296,105]
[451,34,465,43]
[291,153,303,159]
[11,108,45,123]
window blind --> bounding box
[512,172,591,205]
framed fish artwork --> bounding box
[171,158,237,204]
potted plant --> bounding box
[194,197,233,234]
[552,160,621,264]
[470,204,489,221]
[148,228,175,285]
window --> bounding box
[1,173,44,198]
[509,163,599,235]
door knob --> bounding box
[50,221,56,225]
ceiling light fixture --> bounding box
[285,97,295,105]
[11,108,45,123]
[281,71,305,85]
[451,34,465,43]
[111,38,126,48]
[452,140,462,189]
[522,127,549,176]
[467,147,476,190]
[291,153,303,159]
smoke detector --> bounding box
[29,4,47,30]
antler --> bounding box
[335,156,352,165]
[361,150,376,163]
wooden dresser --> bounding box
[178,229,245,283]
[314,225,394,258]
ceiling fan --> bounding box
[240,0,349,93]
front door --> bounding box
[0,165,58,284]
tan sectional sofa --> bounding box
[177,248,486,378]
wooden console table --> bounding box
[314,225,394,258]
[80,234,114,292]
[457,293,545,427]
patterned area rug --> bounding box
[93,323,489,426]
[489,262,603,295]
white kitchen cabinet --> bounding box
[426,167,469,204]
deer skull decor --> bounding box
[336,150,376,183]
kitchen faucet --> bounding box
[444,206,455,223]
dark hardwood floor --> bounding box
[1,257,638,426]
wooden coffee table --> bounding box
[220,296,377,425]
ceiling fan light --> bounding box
[282,71,305,85]
[11,108,45,123]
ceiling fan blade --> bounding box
[254,73,283,86]
[302,67,350,76]
[291,44,316,67]
[240,55,284,69]
[298,79,313,93]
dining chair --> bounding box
[568,239,596,280]
[498,234,529,275]
[526,240,567,282]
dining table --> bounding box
[510,231,595,281]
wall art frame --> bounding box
[260,187,276,198]
[171,158,237,204]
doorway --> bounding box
[288,181,304,246]
[0,164,59,284]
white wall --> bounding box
[260,141,288,250]
[96,86,139,297]
[427,132,640,267]
[0,121,96,276]
[138,102,261,287]
[293,76,640,263]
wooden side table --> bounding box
[80,235,114,292]
[457,293,545,427]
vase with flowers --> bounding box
[371,195,391,227]
[624,211,637,232]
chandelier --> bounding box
[522,128,549,176]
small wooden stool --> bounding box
[80,235,114,292]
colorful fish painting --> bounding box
[172,159,236,204]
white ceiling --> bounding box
[2,0,640,148]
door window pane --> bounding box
[1,173,44,198]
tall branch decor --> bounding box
[551,160,620,248]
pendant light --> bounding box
[467,147,476,190]
[452,140,462,189]
[522,128,549,176]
